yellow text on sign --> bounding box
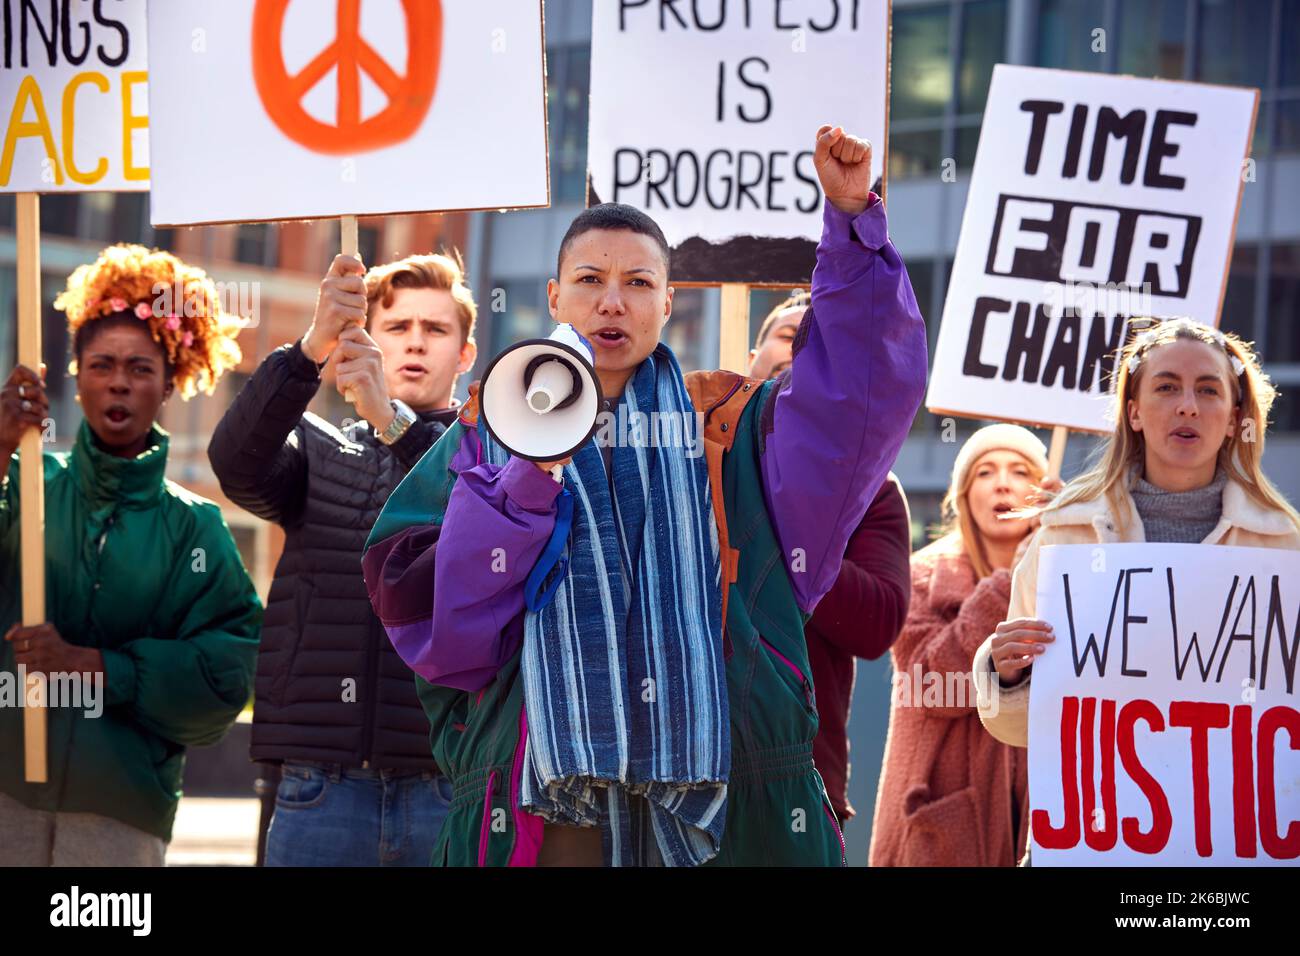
[0,72,149,187]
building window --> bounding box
[547,46,591,205]
[958,0,1007,113]
[486,278,548,356]
[79,193,115,243]
[235,224,271,267]
[39,195,81,238]
[890,1,1007,181]
[662,288,710,372]
[1265,243,1300,364]
[1037,0,1107,73]
[358,224,380,267]
[224,370,252,405]
[1274,385,1300,432]
[1284,0,1300,87]
[1195,0,1271,88]
[1117,0,1188,79]
[891,129,945,179]
[42,287,76,447]
[893,5,953,123]
[237,223,283,269]
[1221,245,1259,344]
[1276,98,1300,154]
[113,193,152,246]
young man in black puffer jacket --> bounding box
[208,252,477,866]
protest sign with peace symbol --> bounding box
[252,0,442,154]
[145,0,548,226]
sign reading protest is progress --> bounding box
[927,66,1257,433]
[0,0,148,192]
[587,1,888,285]
[1027,544,1299,866]
[147,0,547,226]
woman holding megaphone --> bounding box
[365,125,929,867]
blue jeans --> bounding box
[265,761,452,867]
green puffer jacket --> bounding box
[368,372,845,866]
[0,420,262,841]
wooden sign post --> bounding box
[718,284,752,374]
[339,214,360,404]
[1047,426,1068,481]
[16,193,46,783]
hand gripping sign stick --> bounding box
[17,193,47,783]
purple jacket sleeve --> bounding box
[761,198,928,614]
[418,439,560,690]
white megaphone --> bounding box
[479,323,603,462]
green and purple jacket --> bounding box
[363,199,926,865]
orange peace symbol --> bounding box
[252,0,442,154]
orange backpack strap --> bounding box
[459,381,482,428]
[685,370,765,636]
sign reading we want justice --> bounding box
[1028,544,1299,866]
[927,66,1257,433]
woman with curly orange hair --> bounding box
[0,244,262,866]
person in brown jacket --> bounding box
[869,424,1057,866]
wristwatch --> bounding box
[377,398,417,445]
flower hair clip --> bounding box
[1126,327,1162,375]
[1125,317,1247,378]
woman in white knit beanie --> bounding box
[870,423,1059,867]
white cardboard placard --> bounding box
[146,0,548,226]
[927,66,1257,433]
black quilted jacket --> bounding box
[208,338,457,769]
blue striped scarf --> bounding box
[478,343,729,866]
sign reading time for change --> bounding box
[587,0,889,285]
[1027,544,1300,866]
[0,0,148,192]
[146,0,547,226]
[927,66,1257,433]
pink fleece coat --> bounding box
[869,534,1029,866]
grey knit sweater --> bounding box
[1129,465,1227,544]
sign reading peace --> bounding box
[252,0,442,154]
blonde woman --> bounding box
[975,318,1300,751]
[870,424,1058,866]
